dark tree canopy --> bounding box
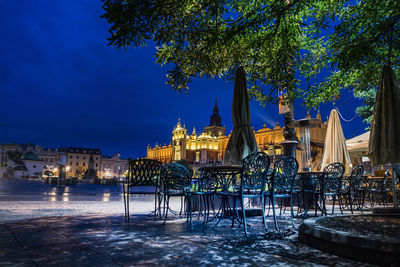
[102,0,400,119]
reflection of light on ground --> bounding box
[62,196,69,202]
[63,192,69,196]
[64,187,70,192]
[48,187,57,196]
[50,196,56,202]
[103,193,110,202]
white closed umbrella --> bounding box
[320,109,352,174]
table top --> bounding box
[198,166,242,172]
[297,171,323,175]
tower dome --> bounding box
[21,151,41,161]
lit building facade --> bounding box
[100,153,129,178]
[65,147,101,178]
[147,101,327,170]
[0,143,21,165]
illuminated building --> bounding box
[100,153,129,178]
[64,147,101,178]
[0,143,21,164]
[147,101,327,170]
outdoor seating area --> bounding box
[122,153,400,237]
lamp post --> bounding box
[57,153,66,187]
[289,118,321,171]
[117,153,121,192]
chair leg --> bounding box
[358,192,364,214]
[272,196,278,231]
[337,194,343,214]
[290,194,295,228]
[241,195,248,236]
[231,197,237,228]
[163,195,170,225]
[188,194,192,228]
[126,187,130,222]
[262,196,268,232]
[179,196,183,215]
[154,188,158,217]
[349,192,354,214]
[123,184,128,221]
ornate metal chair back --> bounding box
[161,163,192,191]
[211,167,241,192]
[322,162,345,192]
[127,158,162,187]
[349,164,364,192]
[272,156,299,192]
[241,152,270,192]
[196,168,219,192]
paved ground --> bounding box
[0,179,373,266]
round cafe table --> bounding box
[296,171,324,216]
[197,166,242,227]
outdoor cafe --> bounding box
[122,67,400,237]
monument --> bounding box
[82,153,98,180]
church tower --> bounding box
[172,118,187,161]
[203,98,226,137]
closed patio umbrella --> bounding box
[320,109,352,174]
[369,64,400,207]
[223,66,259,165]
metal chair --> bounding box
[186,167,218,229]
[269,156,299,230]
[123,158,162,222]
[320,162,345,215]
[342,165,364,213]
[238,152,270,236]
[160,163,192,225]
[393,163,400,205]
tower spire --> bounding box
[209,98,222,127]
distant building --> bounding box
[147,100,327,170]
[64,147,101,178]
[100,153,129,178]
[0,143,21,165]
[0,142,130,179]
[33,145,62,177]
[13,151,44,179]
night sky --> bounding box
[0,1,368,159]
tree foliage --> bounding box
[102,0,400,122]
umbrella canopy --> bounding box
[369,65,400,165]
[320,109,352,173]
[223,66,259,165]
[369,64,400,207]
[346,131,370,156]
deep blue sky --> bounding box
[0,1,368,159]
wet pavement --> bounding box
[0,179,372,266]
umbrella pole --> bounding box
[393,164,398,208]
